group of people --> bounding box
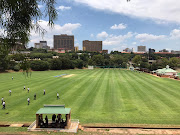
[1,77,61,109]
[38,114,65,128]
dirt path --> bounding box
[148,73,180,81]
[83,128,180,135]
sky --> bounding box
[28,0,180,52]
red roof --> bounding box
[155,52,172,54]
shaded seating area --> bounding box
[36,105,71,129]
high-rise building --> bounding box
[74,46,79,52]
[53,34,74,51]
[34,41,50,49]
[83,40,102,52]
[137,46,146,52]
[149,48,155,53]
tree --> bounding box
[0,44,10,71]
[161,57,169,66]
[61,57,71,69]
[30,60,49,71]
[169,57,179,68]
[50,59,62,70]
[92,54,104,66]
[0,0,57,72]
[0,0,57,46]
[132,55,141,65]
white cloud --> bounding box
[74,0,180,23]
[38,5,43,9]
[135,33,166,42]
[97,31,108,39]
[170,29,180,39]
[154,20,169,25]
[103,32,133,45]
[110,23,127,30]
[75,43,80,47]
[0,29,6,37]
[29,20,81,47]
[132,42,137,45]
[90,34,94,37]
[112,45,128,51]
[56,6,71,11]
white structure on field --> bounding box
[88,66,94,70]
[156,65,177,76]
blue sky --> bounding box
[28,0,180,52]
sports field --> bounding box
[0,69,180,125]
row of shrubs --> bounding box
[10,58,85,71]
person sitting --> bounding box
[52,114,56,123]
[45,115,48,128]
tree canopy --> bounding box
[0,0,57,47]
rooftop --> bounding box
[36,105,71,115]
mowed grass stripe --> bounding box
[72,69,105,119]
[132,71,180,112]
[77,69,105,111]
[128,71,180,124]
[116,70,138,119]
[0,70,97,121]
[128,72,179,122]
[110,69,124,120]
[91,69,109,114]
[1,69,180,124]
[125,71,175,119]
[121,70,163,123]
[136,72,180,102]
[25,69,98,112]
[119,71,150,115]
[54,69,102,107]
[115,70,156,116]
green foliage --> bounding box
[13,64,20,71]
[0,0,57,73]
[88,59,95,66]
[132,55,141,65]
[61,57,71,69]
[31,48,47,53]
[30,60,49,71]
[0,44,10,71]
[30,53,53,60]
[92,54,104,66]
[169,57,179,68]
[161,57,169,66]
[140,61,149,69]
[0,0,57,45]
[75,59,84,69]
[50,59,62,70]
[10,53,25,61]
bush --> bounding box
[61,57,71,69]
[50,59,62,70]
[30,61,49,71]
[13,65,20,71]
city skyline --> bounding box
[28,0,180,52]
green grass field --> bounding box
[0,69,180,125]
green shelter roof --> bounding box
[36,105,71,114]
[156,65,177,74]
